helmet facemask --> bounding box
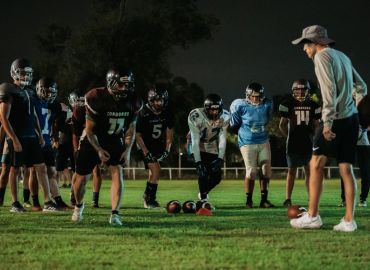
[12,67,33,88]
[68,92,85,108]
[292,80,310,102]
[106,70,135,100]
[204,94,223,120]
[36,78,58,103]
[148,88,168,113]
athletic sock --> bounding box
[246,192,253,202]
[32,194,40,207]
[23,189,31,202]
[261,190,268,202]
[145,182,158,201]
[0,187,6,202]
[92,192,99,202]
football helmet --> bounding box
[292,79,310,102]
[10,58,33,88]
[147,87,168,113]
[68,91,85,108]
[204,94,223,120]
[36,77,58,103]
[106,68,134,100]
[245,82,264,105]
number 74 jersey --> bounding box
[188,108,230,157]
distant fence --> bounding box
[120,166,360,180]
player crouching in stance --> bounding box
[136,86,173,208]
[230,83,274,208]
[188,94,230,209]
[72,68,142,225]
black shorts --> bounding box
[286,153,311,168]
[55,143,75,172]
[313,114,359,164]
[75,139,124,175]
[7,137,44,168]
[42,145,56,167]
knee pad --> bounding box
[246,166,257,179]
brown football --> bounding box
[287,205,306,219]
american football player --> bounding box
[72,68,142,225]
[33,76,70,210]
[188,94,230,209]
[70,90,102,208]
[136,86,174,208]
[230,82,274,208]
[0,58,57,212]
[279,79,321,207]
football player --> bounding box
[0,127,10,206]
[136,86,174,208]
[72,68,142,225]
[188,94,230,209]
[70,90,102,208]
[33,76,70,210]
[230,83,274,208]
[0,58,56,212]
[279,79,321,207]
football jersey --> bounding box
[230,98,273,146]
[0,83,37,138]
[188,108,230,162]
[72,105,86,137]
[34,98,63,146]
[54,107,73,145]
[279,96,321,154]
[84,87,142,144]
[136,104,174,152]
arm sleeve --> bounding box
[188,112,201,162]
[314,52,337,128]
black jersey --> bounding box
[279,96,321,154]
[85,87,142,144]
[136,104,174,153]
[0,83,37,138]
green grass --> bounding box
[0,179,369,270]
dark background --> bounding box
[1,0,368,106]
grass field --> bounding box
[0,179,369,270]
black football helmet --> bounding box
[292,79,310,102]
[68,91,85,108]
[36,77,58,103]
[147,87,168,113]
[106,68,134,100]
[10,58,33,88]
[204,94,223,120]
[245,82,264,105]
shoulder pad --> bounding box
[130,94,143,113]
[230,99,245,114]
[85,88,101,115]
[221,109,231,121]
[0,83,18,103]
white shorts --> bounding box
[240,142,271,179]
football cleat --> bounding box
[71,204,84,222]
[245,201,253,209]
[283,199,292,207]
[10,201,26,213]
[23,201,32,208]
[43,201,60,212]
[358,200,367,207]
[109,214,123,226]
[260,200,275,208]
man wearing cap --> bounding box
[290,25,367,232]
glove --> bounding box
[157,150,169,162]
[144,152,156,163]
[211,158,223,174]
[196,161,207,178]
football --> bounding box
[182,200,197,213]
[287,205,307,219]
[166,200,181,214]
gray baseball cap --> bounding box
[292,25,335,45]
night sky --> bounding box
[1,0,369,106]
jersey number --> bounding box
[152,124,162,139]
[41,108,51,135]
[295,110,310,125]
[200,127,220,142]
[108,118,125,135]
